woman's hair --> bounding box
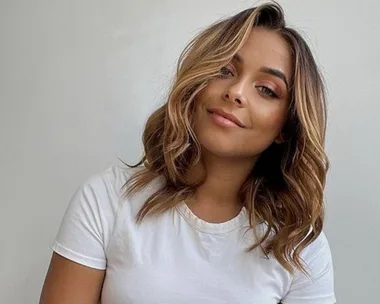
[122,1,329,275]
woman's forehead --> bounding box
[237,27,292,80]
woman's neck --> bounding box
[184,151,257,222]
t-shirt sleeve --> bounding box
[282,232,336,304]
[51,166,123,270]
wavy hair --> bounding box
[122,1,329,275]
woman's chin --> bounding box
[198,138,245,159]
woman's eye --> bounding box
[219,66,234,77]
[257,86,279,98]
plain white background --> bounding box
[1,0,379,302]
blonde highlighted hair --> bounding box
[123,1,329,275]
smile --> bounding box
[207,108,245,128]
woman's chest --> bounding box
[100,218,290,303]
[102,260,285,304]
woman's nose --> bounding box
[224,93,243,105]
[223,81,247,106]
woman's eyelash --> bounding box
[219,66,234,77]
[218,67,279,99]
[257,86,279,98]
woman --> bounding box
[40,2,335,303]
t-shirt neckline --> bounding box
[176,201,248,234]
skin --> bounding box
[39,27,292,303]
[186,26,292,223]
[40,253,105,304]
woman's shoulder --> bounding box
[63,164,146,226]
[52,164,155,269]
[84,164,140,190]
[283,230,335,302]
[80,164,147,200]
[301,230,332,262]
[82,164,164,213]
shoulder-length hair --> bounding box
[123,1,329,275]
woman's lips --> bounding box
[207,108,245,128]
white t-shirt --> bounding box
[52,165,336,304]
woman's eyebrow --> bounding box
[232,53,289,91]
[259,66,289,91]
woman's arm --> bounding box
[41,167,124,303]
[40,253,105,304]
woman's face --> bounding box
[193,27,292,160]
